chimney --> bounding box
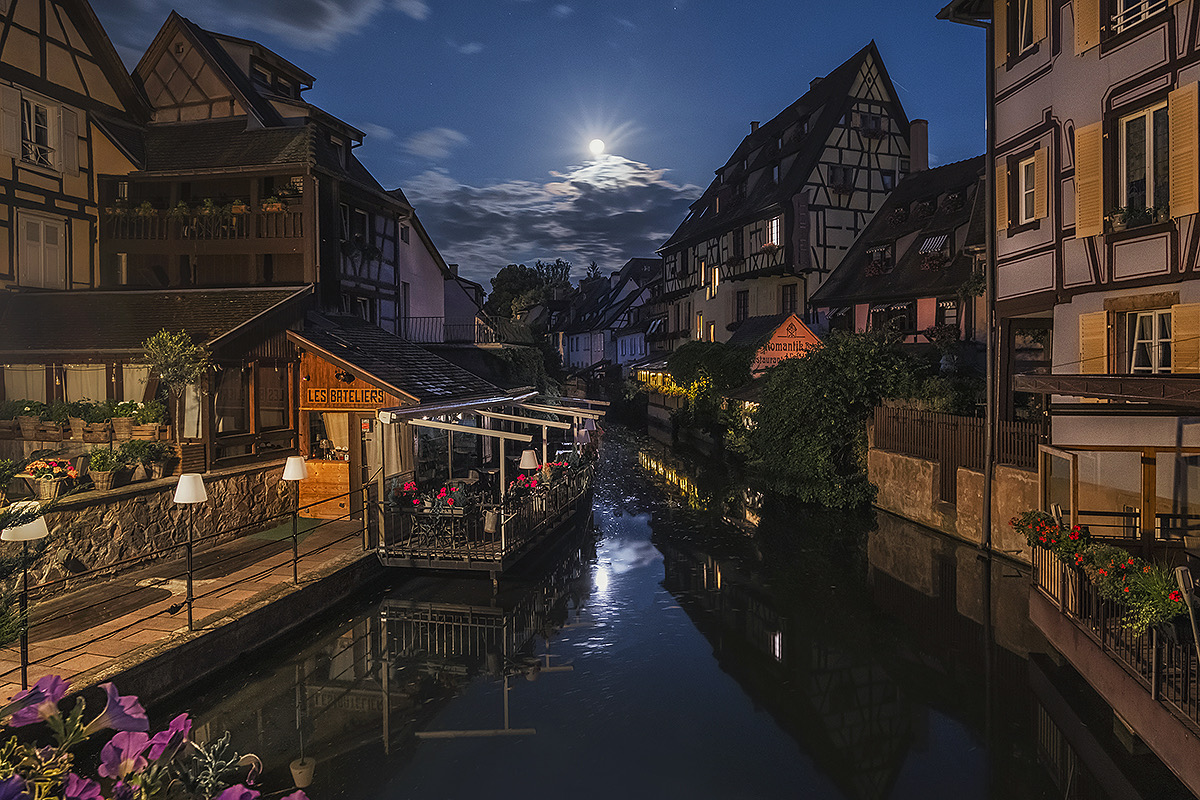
[447,263,459,276]
[809,77,822,91]
[909,119,929,173]
[750,121,759,133]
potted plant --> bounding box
[230,199,250,215]
[25,458,77,500]
[132,399,167,439]
[168,200,191,220]
[261,196,284,212]
[0,399,20,439]
[145,439,176,479]
[0,457,26,507]
[17,402,46,439]
[36,401,67,442]
[137,200,156,217]
[108,400,142,439]
[81,402,112,443]
[88,447,124,492]
[142,330,212,447]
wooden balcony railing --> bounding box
[101,210,304,243]
[720,247,787,281]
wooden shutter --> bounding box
[0,85,20,158]
[995,0,1008,67]
[59,107,78,175]
[1079,311,1108,374]
[996,161,1010,230]
[1075,121,1104,237]
[1033,0,1048,43]
[1034,146,1049,219]
[1169,83,1199,218]
[1075,0,1100,55]
[1172,303,1200,373]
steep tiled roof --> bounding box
[661,42,907,251]
[292,313,499,403]
[726,314,794,349]
[810,156,985,306]
[0,288,309,355]
[140,119,312,173]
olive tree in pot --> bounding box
[141,330,212,446]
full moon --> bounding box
[589,138,605,156]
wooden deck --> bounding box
[377,465,594,573]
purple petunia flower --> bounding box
[213,786,260,800]
[5,675,68,727]
[84,683,149,736]
[98,730,150,779]
[111,782,135,800]
[0,776,29,800]
[147,712,192,761]
[63,773,102,800]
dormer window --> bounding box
[251,64,271,87]
[330,135,348,168]
[865,245,893,276]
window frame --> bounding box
[17,212,67,289]
[20,94,57,171]
[1128,308,1172,374]
[1110,0,1168,37]
[1015,0,1037,54]
[1117,99,1169,219]
[1018,155,1037,224]
[735,290,750,323]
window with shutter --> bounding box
[1169,83,1199,218]
[1171,303,1200,373]
[1034,147,1048,219]
[1075,0,1100,54]
[1075,122,1104,236]
[1079,311,1108,374]
[18,213,66,289]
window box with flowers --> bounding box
[26,458,78,499]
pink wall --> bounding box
[854,303,869,333]
[916,297,936,331]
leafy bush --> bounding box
[142,330,212,395]
[0,400,21,420]
[136,400,167,425]
[44,401,71,425]
[750,331,909,508]
[83,403,112,424]
[118,439,151,466]
[17,401,46,420]
[89,448,124,472]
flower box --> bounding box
[83,423,112,443]
[36,422,63,441]
[132,423,161,440]
[90,470,117,492]
[36,477,67,500]
[111,417,135,439]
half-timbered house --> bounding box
[654,42,918,347]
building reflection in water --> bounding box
[178,521,597,794]
[640,440,1190,800]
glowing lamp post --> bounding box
[173,473,207,631]
[1,502,49,689]
[282,456,309,584]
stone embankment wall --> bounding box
[11,460,291,585]
[868,447,1038,562]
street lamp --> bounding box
[1,501,50,689]
[173,473,207,631]
[282,456,309,584]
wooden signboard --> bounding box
[751,314,822,374]
[299,351,403,411]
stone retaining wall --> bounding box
[11,459,291,585]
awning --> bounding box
[919,234,949,253]
[938,299,958,309]
[517,402,604,420]
[377,389,537,422]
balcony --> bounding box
[720,246,788,281]
[100,208,305,255]
[400,317,530,345]
[661,272,699,300]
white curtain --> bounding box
[122,365,151,402]
[182,384,202,439]
[64,364,106,402]
[3,364,46,402]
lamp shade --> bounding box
[519,449,539,470]
[582,418,597,431]
[282,456,309,482]
[173,473,208,504]
[575,429,591,445]
[1,501,50,542]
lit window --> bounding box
[1129,309,1171,373]
[1018,156,1037,224]
[1119,101,1169,216]
[765,216,782,246]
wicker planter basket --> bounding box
[90,470,117,492]
[111,417,135,439]
[36,478,67,500]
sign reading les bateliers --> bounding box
[304,387,387,408]
[751,314,822,374]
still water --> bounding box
[160,429,1192,799]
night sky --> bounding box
[92,1,985,286]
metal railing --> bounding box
[399,317,502,345]
[1034,555,1200,731]
[379,464,594,567]
[1,485,372,689]
[873,406,1047,502]
[1112,0,1167,33]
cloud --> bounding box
[552,4,573,18]
[446,38,484,55]
[401,155,700,285]
[359,122,396,142]
[613,17,637,30]
[94,0,386,56]
[395,0,430,20]
[402,128,470,159]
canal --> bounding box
[158,428,1195,799]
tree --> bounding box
[586,260,603,279]
[667,341,753,446]
[750,330,909,508]
[534,258,572,288]
[142,329,212,443]
[485,264,543,318]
